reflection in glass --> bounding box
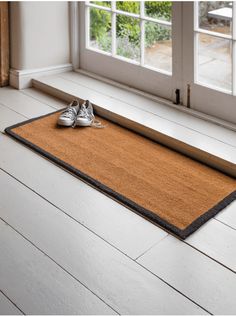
[197,33,232,91]
[198,1,232,35]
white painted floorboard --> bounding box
[137,235,236,315]
[0,87,236,314]
[20,88,66,110]
[215,199,236,230]
[0,219,115,315]
[186,218,236,272]
[0,103,26,132]
[0,292,22,315]
[0,170,204,315]
[0,87,55,118]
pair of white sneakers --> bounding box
[57,100,103,128]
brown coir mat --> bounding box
[5,110,236,239]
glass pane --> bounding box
[144,1,172,22]
[90,1,111,8]
[116,2,140,14]
[144,22,172,72]
[197,33,232,91]
[89,8,112,53]
[116,15,140,61]
[198,1,232,35]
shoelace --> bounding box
[61,107,76,119]
[77,105,89,118]
[91,118,105,128]
[73,103,105,128]
[72,117,105,128]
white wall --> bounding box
[10,1,71,70]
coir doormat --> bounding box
[5,110,236,239]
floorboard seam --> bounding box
[0,289,25,315]
[134,234,169,261]
[184,241,236,274]
[0,101,29,120]
[19,90,65,111]
[214,217,236,232]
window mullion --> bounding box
[233,2,236,95]
[85,4,90,49]
[111,1,116,57]
[140,1,145,66]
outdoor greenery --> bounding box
[90,1,172,59]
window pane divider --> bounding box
[111,1,116,56]
[195,28,232,40]
[86,3,112,12]
[85,3,171,26]
[85,1,172,76]
[233,1,236,95]
[142,16,171,26]
[85,4,90,49]
[140,1,145,66]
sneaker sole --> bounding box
[57,120,74,127]
[75,121,92,127]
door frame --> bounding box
[182,2,236,124]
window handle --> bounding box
[187,84,191,108]
[174,89,180,105]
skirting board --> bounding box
[10,63,73,90]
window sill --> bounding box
[32,70,236,177]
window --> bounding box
[79,2,236,124]
[87,1,172,74]
[79,1,180,101]
[195,1,233,93]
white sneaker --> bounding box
[57,100,80,127]
[75,100,104,128]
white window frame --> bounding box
[182,2,236,123]
[79,1,182,102]
[85,1,172,75]
[75,1,236,124]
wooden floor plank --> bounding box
[215,200,236,230]
[137,235,236,315]
[0,292,22,315]
[20,88,66,110]
[0,103,26,132]
[0,219,115,315]
[0,87,55,118]
[186,218,236,272]
[0,169,205,315]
